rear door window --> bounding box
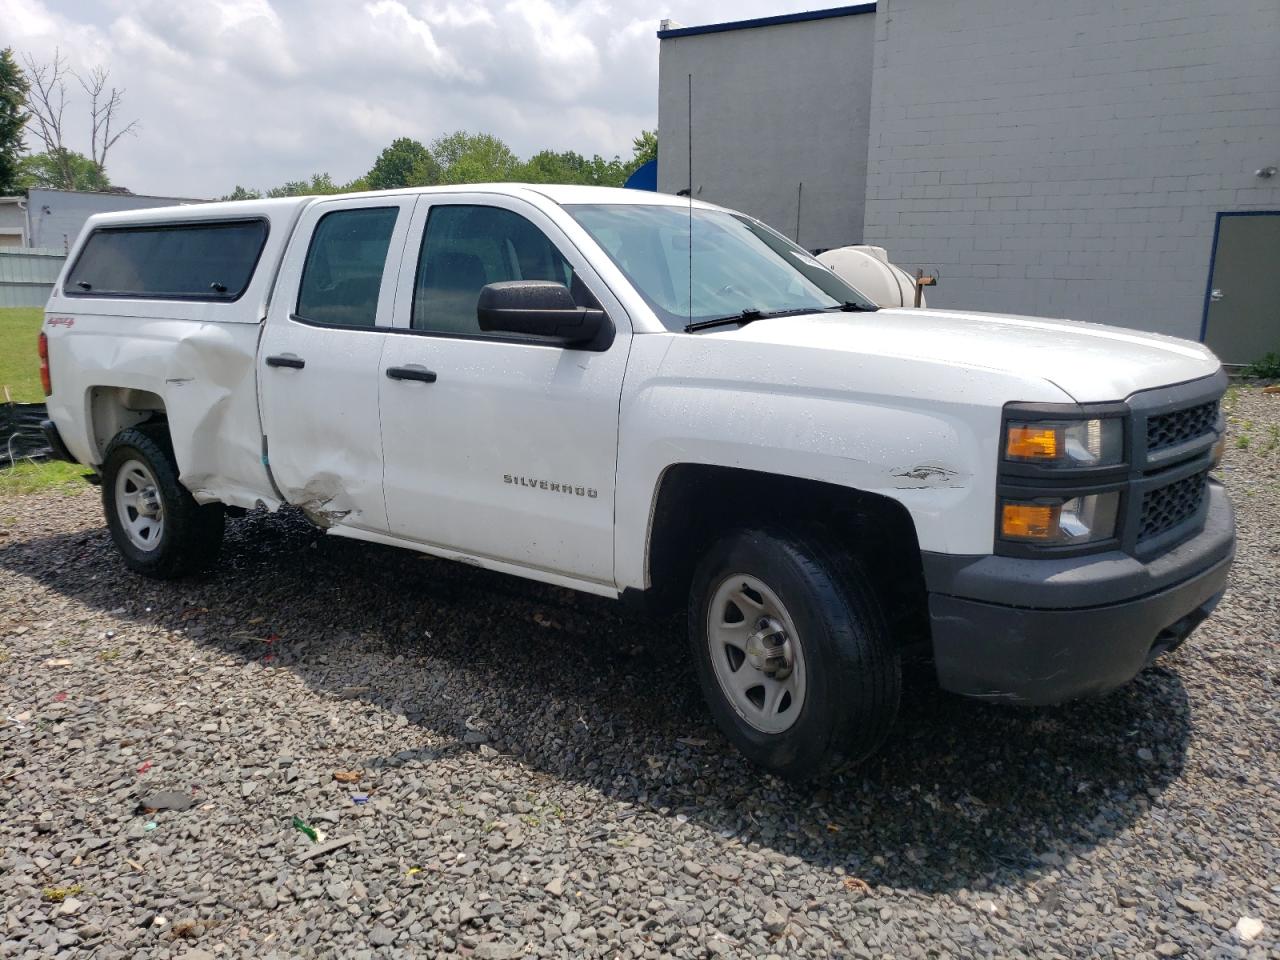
[65,219,268,300]
[295,207,400,328]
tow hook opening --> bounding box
[1144,603,1214,667]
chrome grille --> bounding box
[1139,471,1208,541]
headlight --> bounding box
[1000,492,1120,545]
[1004,418,1123,468]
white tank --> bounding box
[817,245,926,309]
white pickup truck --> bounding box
[38,184,1234,777]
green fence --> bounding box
[0,248,65,308]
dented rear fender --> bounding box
[44,316,280,512]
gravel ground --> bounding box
[1,388,1277,960]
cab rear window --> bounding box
[64,219,268,301]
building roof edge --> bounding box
[657,4,876,40]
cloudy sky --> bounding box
[4,0,819,198]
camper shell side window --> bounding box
[63,219,270,302]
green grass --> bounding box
[0,307,45,403]
[0,460,90,496]
[1,308,82,496]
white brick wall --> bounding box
[863,0,1280,339]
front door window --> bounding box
[412,204,597,336]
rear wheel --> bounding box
[102,426,224,579]
[689,527,900,779]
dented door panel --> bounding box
[255,196,417,533]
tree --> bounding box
[0,48,28,195]
[366,137,439,190]
[219,128,659,200]
[430,131,520,184]
[630,129,657,170]
[20,51,71,188]
[264,172,344,198]
[583,153,628,186]
[520,149,594,184]
[78,64,138,174]
[520,134,656,188]
[16,150,110,191]
[21,49,137,190]
[220,172,365,202]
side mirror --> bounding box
[476,281,606,344]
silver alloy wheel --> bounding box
[115,458,165,552]
[707,573,807,734]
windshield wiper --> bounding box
[825,300,879,313]
[684,307,821,333]
[684,308,764,333]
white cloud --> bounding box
[419,1,496,29]
[360,0,473,82]
[501,0,602,100]
[3,0,819,197]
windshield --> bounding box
[565,203,875,330]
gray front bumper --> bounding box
[922,482,1235,704]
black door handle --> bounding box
[265,354,306,369]
[386,365,437,383]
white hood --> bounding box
[714,308,1221,403]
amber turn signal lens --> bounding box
[1001,502,1060,540]
[1006,425,1059,460]
[1210,435,1227,469]
[38,332,51,396]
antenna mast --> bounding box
[796,181,803,244]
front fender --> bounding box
[613,334,1072,591]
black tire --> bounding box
[102,425,224,579]
[688,527,900,779]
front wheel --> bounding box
[689,528,900,779]
[102,426,224,579]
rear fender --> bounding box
[48,317,277,511]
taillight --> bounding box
[38,331,51,396]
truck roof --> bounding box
[78,183,715,231]
[79,195,311,230]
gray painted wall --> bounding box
[26,189,204,251]
[657,11,877,250]
[862,0,1280,339]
